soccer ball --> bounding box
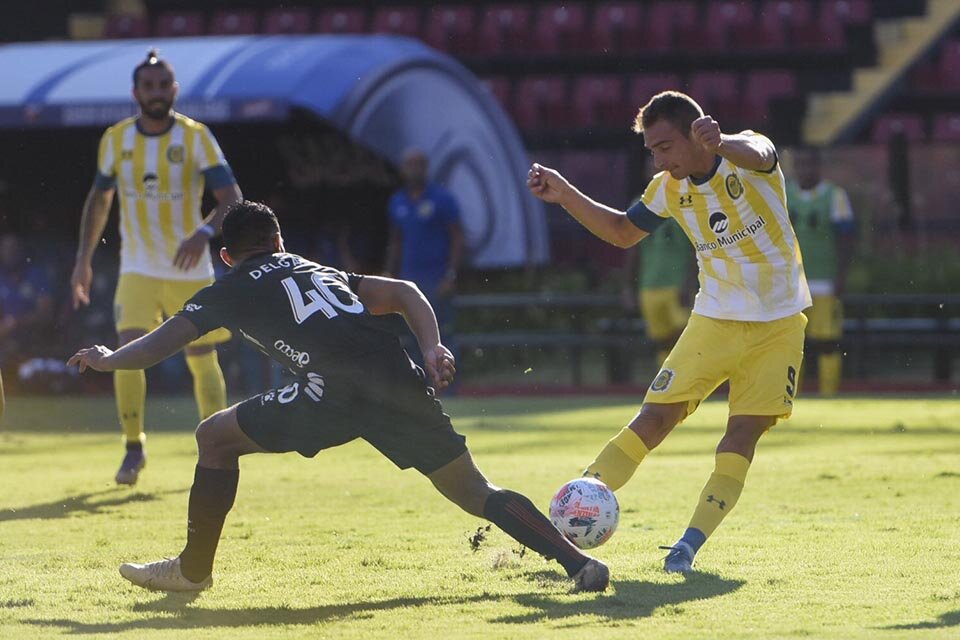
[549,478,619,549]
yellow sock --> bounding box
[583,427,650,491]
[114,369,146,443]
[186,351,227,420]
[687,452,751,539]
[819,352,842,396]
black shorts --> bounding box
[235,348,466,475]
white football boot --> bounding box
[119,557,212,592]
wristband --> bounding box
[198,224,215,238]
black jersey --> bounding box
[176,252,400,376]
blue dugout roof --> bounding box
[0,35,548,267]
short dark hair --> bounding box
[633,91,704,135]
[132,49,174,86]
[222,201,281,256]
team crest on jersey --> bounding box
[121,149,133,161]
[679,194,694,207]
[725,173,743,200]
[650,368,675,392]
[166,144,185,163]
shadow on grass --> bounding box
[0,488,186,523]
[881,609,960,630]
[493,570,744,625]
[24,571,743,634]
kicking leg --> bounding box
[583,401,686,491]
[119,405,266,591]
[664,414,773,573]
[428,451,609,591]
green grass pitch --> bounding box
[1,394,959,639]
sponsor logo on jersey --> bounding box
[121,149,133,161]
[679,194,694,207]
[650,368,674,392]
[275,339,311,367]
[183,303,202,312]
[417,200,435,219]
[166,144,185,163]
[694,215,767,252]
[725,173,743,199]
[709,212,729,234]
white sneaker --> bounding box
[572,558,610,592]
[119,557,212,592]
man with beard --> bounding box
[70,49,243,485]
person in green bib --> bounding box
[622,216,692,367]
[786,147,856,396]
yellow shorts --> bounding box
[806,294,842,341]
[640,287,689,341]
[114,273,230,347]
[645,312,807,420]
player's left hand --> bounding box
[424,344,456,390]
[67,345,116,373]
[174,230,210,271]
[691,116,723,153]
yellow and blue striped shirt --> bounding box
[95,112,235,280]
[628,133,811,322]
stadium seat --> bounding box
[480,76,512,111]
[424,6,478,55]
[533,3,588,55]
[263,8,312,35]
[371,7,422,38]
[761,0,813,29]
[104,14,148,39]
[820,0,872,26]
[572,75,626,128]
[590,3,645,55]
[478,5,533,55]
[742,70,798,122]
[645,1,698,52]
[687,72,740,124]
[629,73,683,107]
[871,114,926,143]
[513,76,571,130]
[155,11,203,38]
[932,113,960,141]
[938,39,960,89]
[316,8,367,34]
[209,10,258,36]
[701,1,757,51]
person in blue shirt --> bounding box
[0,234,55,372]
[384,148,464,351]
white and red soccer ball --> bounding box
[549,478,619,549]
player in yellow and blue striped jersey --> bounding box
[70,49,243,485]
[528,91,811,574]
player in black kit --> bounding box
[68,201,609,593]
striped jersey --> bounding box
[627,133,811,321]
[95,113,236,280]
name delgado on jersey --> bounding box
[694,214,767,253]
[248,255,306,280]
[275,339,311,368]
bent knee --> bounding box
[195,409,232,451]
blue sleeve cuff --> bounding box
[202,164,237,190]
[626,201,667,233]
[94,171,116,191]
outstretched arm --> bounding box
[68,316,199,373]
[691,117,777,172]
[355,275,455,389]
[527,163,648,248]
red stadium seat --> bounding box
[155,11,204,38]
[590,3,645,55]
[687,72,740,124]
[424,6,478,55]
[871,114,926,144]
[791,21,845,49]
[629,73,683,108]
[761,0,813,29]
[209,10,258,36]
[481,76,512,111]
[478,5,533,55]
[645,1,698,52]
[371,7,422,38]
[932,113,960,142]
[820,0,871,27]
[104,14,148,39]
[264,8,312,35]
[938,39,960,89]
[742,70,798,122]
[572,75,626,128]
[533,3,588,55]
[316,8,367,34]
[513,76,571,130]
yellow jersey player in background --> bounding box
[786,147,856,396]
[528,91,811,573]
[70,50,243,485]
